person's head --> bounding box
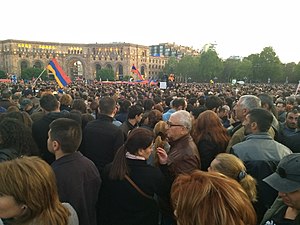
[285,109,299,129]
[71,99,87,114]
[143,99,155,111]
[243,108,273,135]
[167,110,192,142]
[109,128,154,180]
[276,100,286,113]
[208,153,257,202]
[171,170,256,225]
[191,110,229,147]
[258,93,278,118]
[127,104,144,124]
[205,95,223,112]
[59,94,73,107]
[147,109,163,128]
[118,99,132,113]
[172,98,187,111]
[48,118,82,156]
[0,156,69,224]
[235,95,261,122]
[0,118,39,156]
[263,153,300,210]
[98,96,117,116]
[4,111,33,128]
[20,98,33,112]
[1,88,12,100]
[39,93,60,113]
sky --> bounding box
[2,0,300,64]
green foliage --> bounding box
[0,70,6,79]
[164,56,178,76]
[21,67,47,80]
[198,49,223,82]
[96,68,115,81]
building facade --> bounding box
[0,40,153,80]
[0,40,199,81]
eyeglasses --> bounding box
[166,121,184,128]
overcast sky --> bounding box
[2,0,300,63]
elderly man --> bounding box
[157,110,200,225]
[260,153,300,224]
[157,110,200,180]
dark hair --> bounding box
[99,96,116,115]
[258,93,278,119]
[0,118,39,156]
[172,98,186,109]
[40,94,59,112]
[205,95,223,110]
[109,128,154,180]
[143,99,155,111]
[247,108,273,132]
[71,99,87,114]
[118,99,132,113]
[127,105,144,119]
[49,118,82,154]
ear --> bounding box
[251,121,258,130]
[51,140,60,152]
[242,108,249,117]
[137,148,144,157]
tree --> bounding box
[222,58,241,82]
[282,62,297,83]
[176,55,199,82]
[198,49,223,82]
[164,57,178,76]
[96,68,115,81]
[21,67,47,80]
[259,47,282,82]
[0,70,6,79]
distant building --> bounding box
[0,39,199,81]
[149,43,200,59]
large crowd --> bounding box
[0,80,299,225]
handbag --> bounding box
[124,174,153,200]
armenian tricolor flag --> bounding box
[131,64,144,80]
[47,58,71,88]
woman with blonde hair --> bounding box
[208,153,257,202]
[0,156,78,225]
[191,110,230,171]
[171,170,257,225]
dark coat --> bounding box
[98,159,168,225]
[197,139,226,171]
[32,112,68,164]
[52,152,101,225]
[81,114,124,173]
[282,131,300,153]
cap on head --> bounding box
[263,153,300,193]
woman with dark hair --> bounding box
[191,110,230,171]
[0,118,39,162]
[99,127,168,225]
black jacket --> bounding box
[81,114,124,173]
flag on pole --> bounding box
[47,58,71,88]
[295,81,300,95]
[131,64,144,80]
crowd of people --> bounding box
[0,80,299,225]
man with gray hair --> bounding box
[226,94,276,152]
[157,110,200,179]
[157,110,200,225]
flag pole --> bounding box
[33,68,46,86]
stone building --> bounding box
[0,39,155,80]
[0,39,199,81]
